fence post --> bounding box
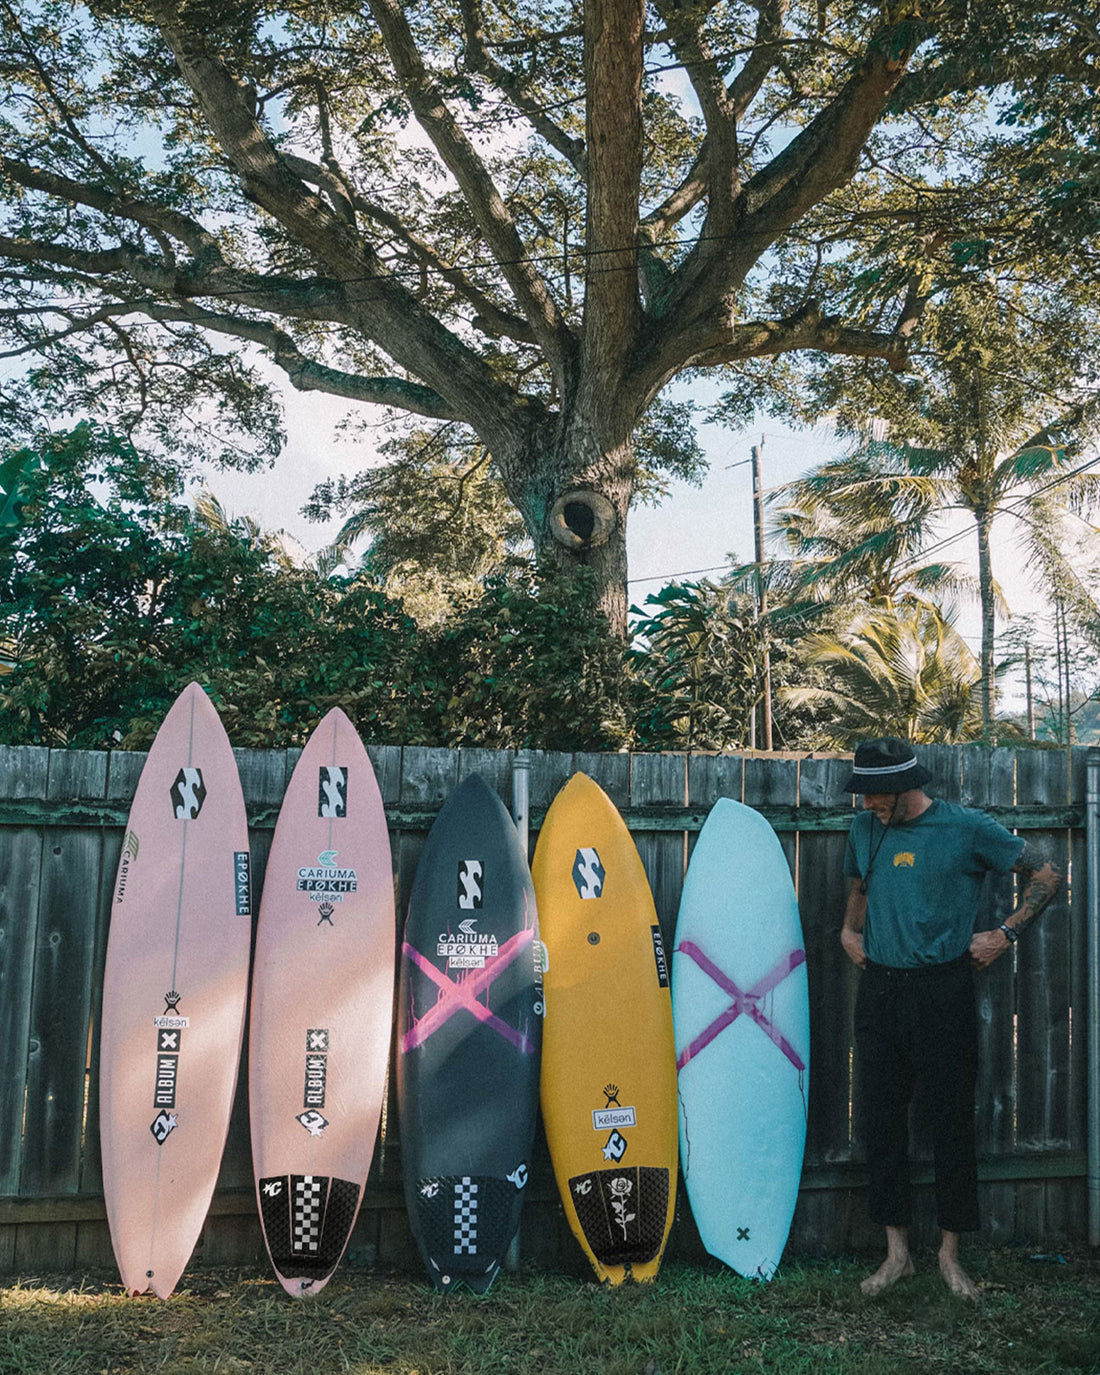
[505,750,531,1272]
[1086,748,1100,1248]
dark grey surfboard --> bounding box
[396,773,544,1293]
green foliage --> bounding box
[761,281,1100,736]
[0,426,634,750]
[425,570,632,750]
[306,425,532,625]
[0,446,47,549]
[0,425,422,747]
[771,441,976,608]
[631,397,708,506]
[630,581,766,750]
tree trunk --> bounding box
[975,506,997,740]
[499,417,636,637]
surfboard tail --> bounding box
[257,1173,363,1298]
[407,1170,527,1294]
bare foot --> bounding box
[860,1254,915,1296]
[939,1251,980,1300]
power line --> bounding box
[628,564,729,585]
[626,449,1100,594]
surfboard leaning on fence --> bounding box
[533,772,679,1285]
[99,682,252,1299]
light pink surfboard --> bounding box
[100,682,252,1298]
[249,708,395,1297]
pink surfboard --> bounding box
[100,682,252,1298]
[249,708,396,1296]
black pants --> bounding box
[854,955,980,1234]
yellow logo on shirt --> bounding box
[892,851,915,868]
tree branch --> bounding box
[148,305,459,419]
[458,0,587,176]
[0,0,120,187]
[642,0,788,245]
[147,0,524,435]
[283,157,537,343]
[890,40,1097,113]
[0,156,226,268]
[654,0,739,236]
[2,291,461,419]
[148,1,352,256]
[647,19,925,366]
[582,0,645,383]
[366,0,574,380]
[0,227,361,324]
[635,299,912,407]
[732,22,925,262]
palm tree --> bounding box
[770,446,978,609]
[780,602,983,747]
[775,287,1100,738]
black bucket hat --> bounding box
[841,737,933,794]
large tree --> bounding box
[1,1,1098,632]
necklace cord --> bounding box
[859,796,899,895]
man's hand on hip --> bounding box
[841,925,867,968]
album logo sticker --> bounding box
[154,1054,179,1110]
[572,847,605,899]
[318,766,348,818]
[457,859,484,910]
[170,767,206,820]
[303,1029,329,1110]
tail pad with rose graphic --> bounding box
[566,1166,671,1265]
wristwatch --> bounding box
[998,922,1019,944]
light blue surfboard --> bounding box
[672,798,809,1280]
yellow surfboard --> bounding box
[532,772,678,1284]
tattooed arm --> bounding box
[969,843,1064,970]
[841,877,868,968]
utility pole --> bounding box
[1025,644,1035,741]
[751,435,773,752]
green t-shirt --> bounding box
[843,798,1024,968]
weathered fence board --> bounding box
[15,753,105,1271]
[796,759,857,1171]
[0,742,1091,1280]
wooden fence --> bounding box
[0,741,1091,1279]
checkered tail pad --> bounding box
[257,1174,361,1280]
[411,1174,522,1277]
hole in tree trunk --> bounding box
[549,489,616,550]
[563,501,596,541]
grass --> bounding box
[0,1250,1097,1375]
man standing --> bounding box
[840,737,1062,1299]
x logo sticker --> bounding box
[401,927,536,1055]
[675,941,806,1072]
